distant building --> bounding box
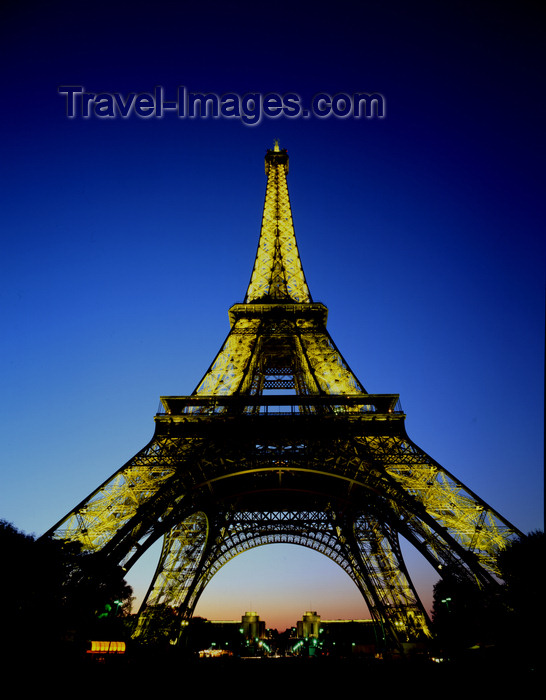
[240,611,266,641]
[186,610,383,657]
[186,611,268,657]
[292,611,378,657]
[296,611,321,639]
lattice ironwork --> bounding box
[44,142,522,653]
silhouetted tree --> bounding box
[0,520,133,659]
[432,571,500,657]
[495,529,544,669]
[431,530,544,668]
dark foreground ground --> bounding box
[6,652,541,695]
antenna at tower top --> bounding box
[273,139,280,152]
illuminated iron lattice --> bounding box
[46,142,522,652]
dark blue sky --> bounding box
[1,1,543,629]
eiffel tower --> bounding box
[45,142,521,651]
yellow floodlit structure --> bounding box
[45,143,521,653]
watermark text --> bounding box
[58,87,386,125]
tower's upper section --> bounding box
[244,142,312,304]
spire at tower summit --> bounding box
[245,143,311,304]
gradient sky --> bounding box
[1,2,544,631]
